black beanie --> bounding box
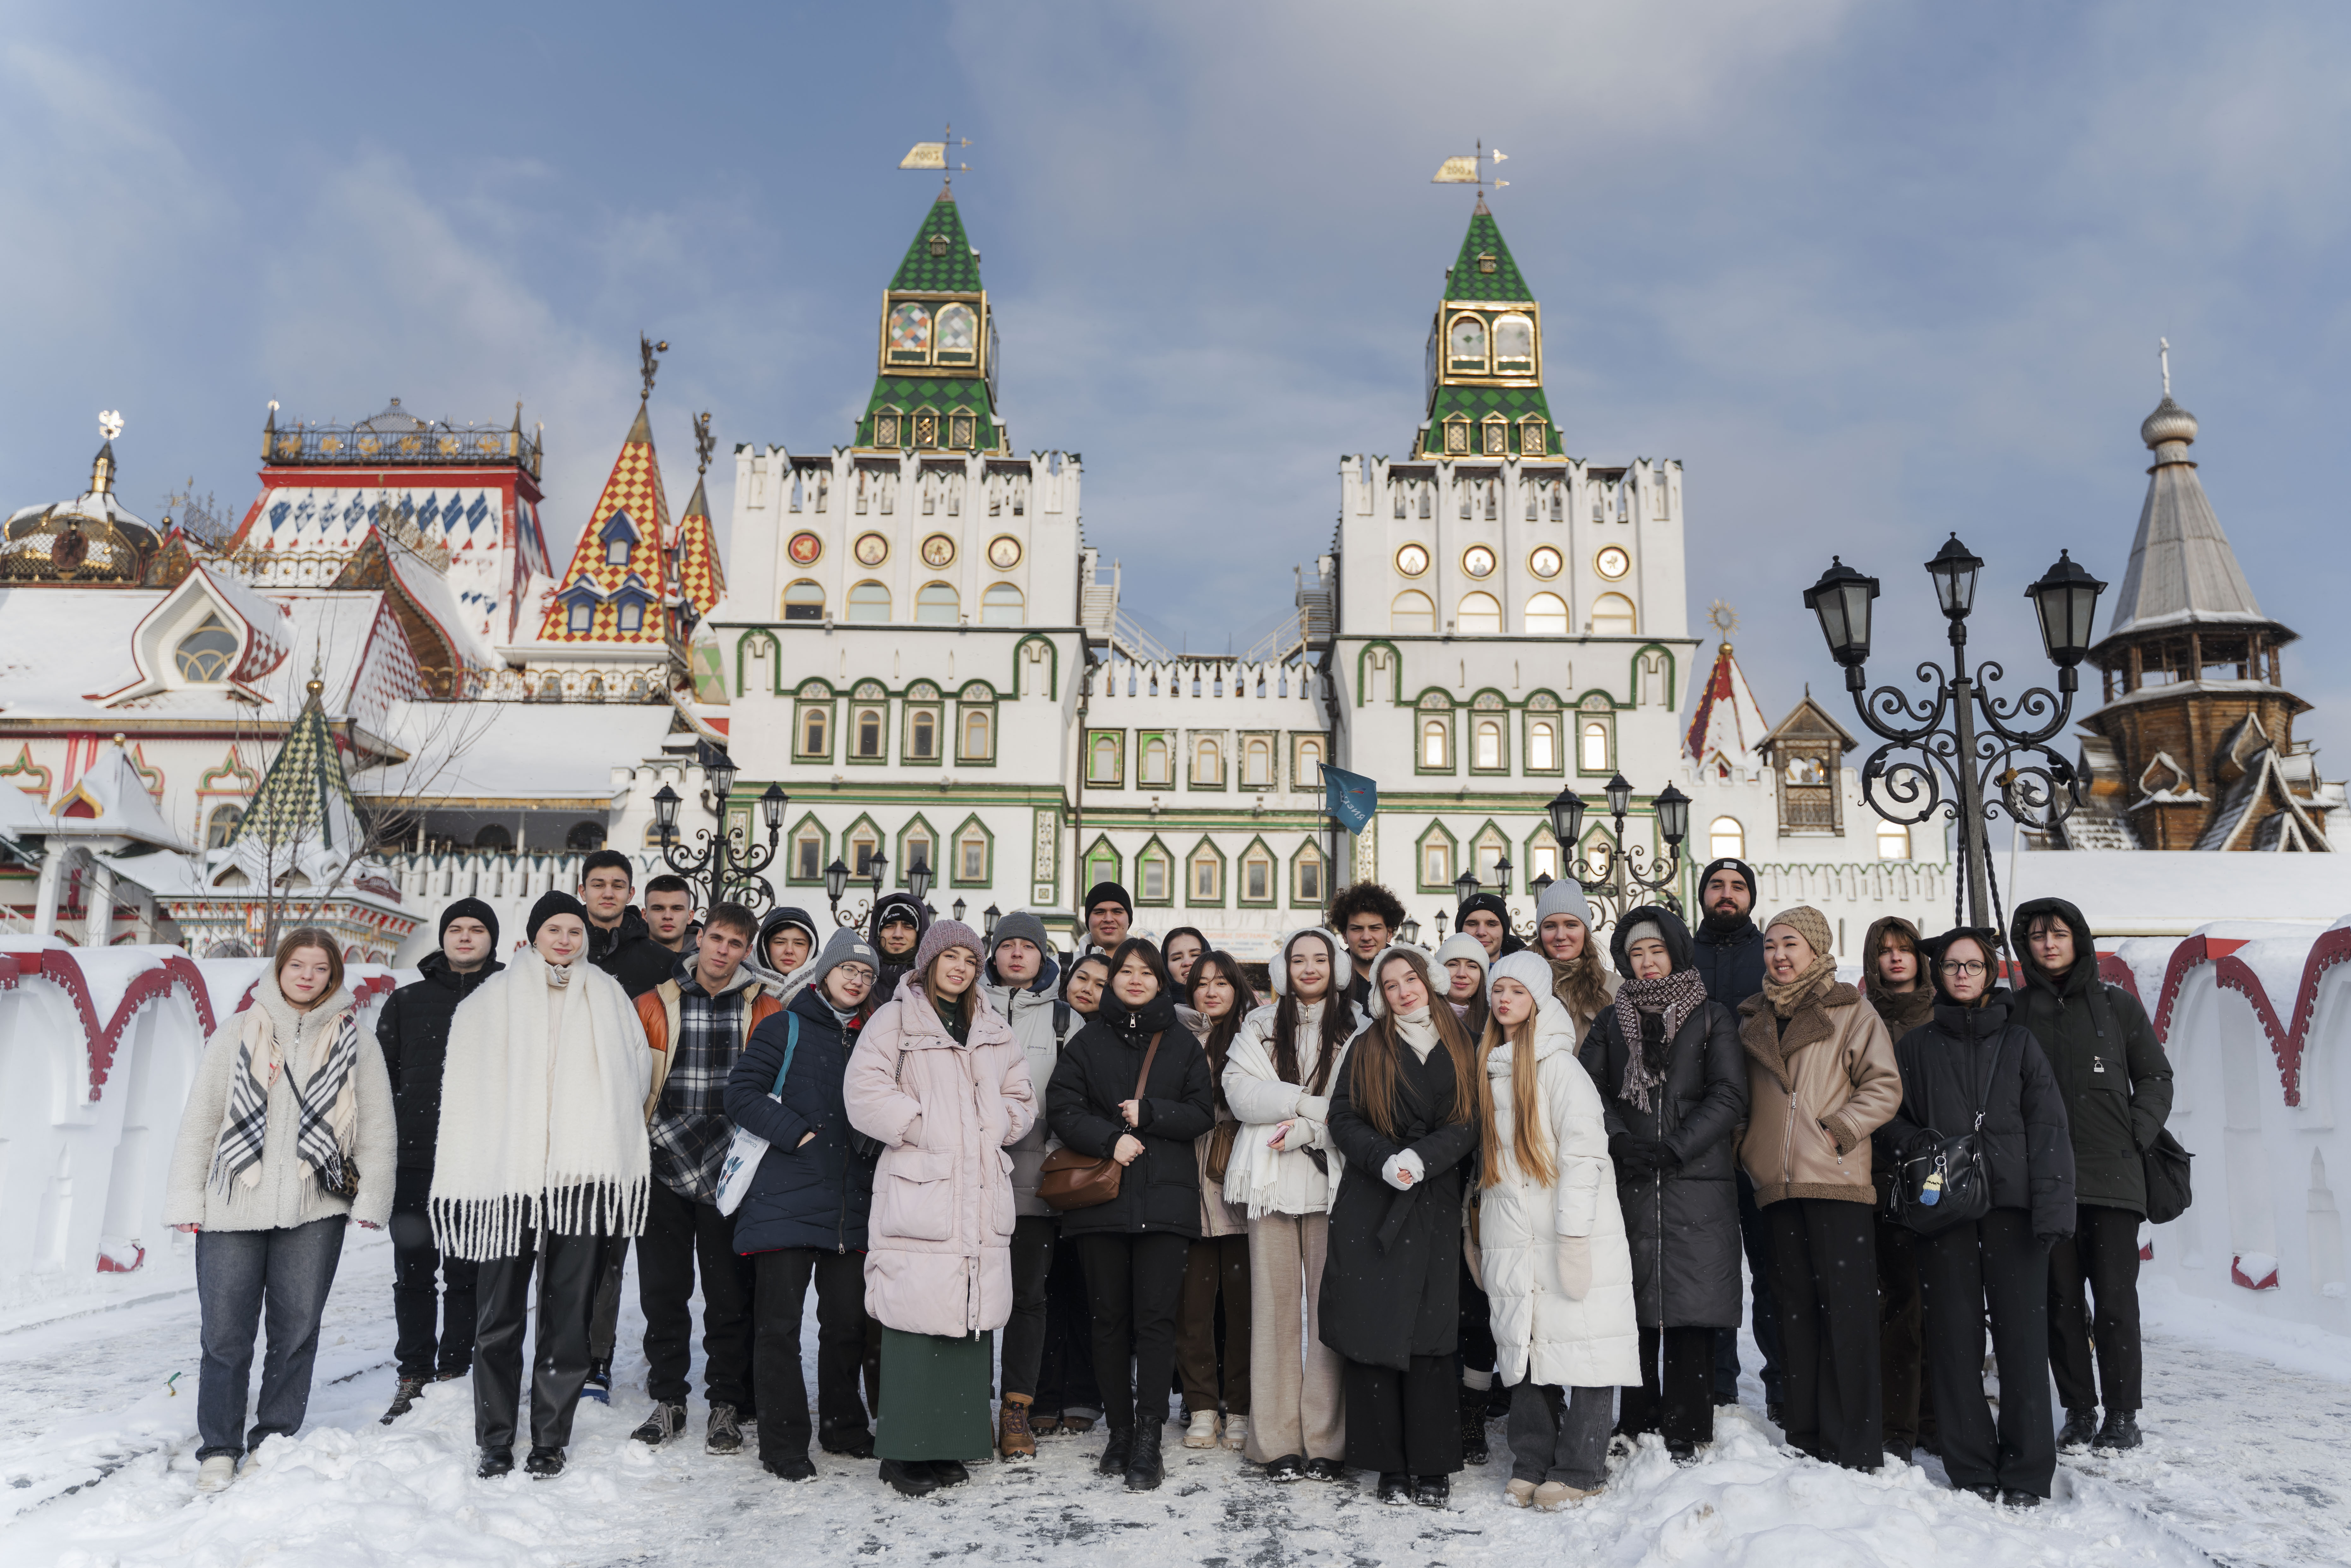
[439,896,499,949]
[526,890,588,943]
[1698,858,1758,904]
[1084,881,1133,919]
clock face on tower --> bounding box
[921,534,956,568]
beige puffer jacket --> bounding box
[1735,982,1902,1206]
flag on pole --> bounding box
[1323,765,1378,835]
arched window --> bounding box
[1293,845,1326,906]
[1528,834,1561,882]
[1193,736,1222,785]
[566,820,606,852]
[1190,844,1223,903]
[793,823,825,881]
[1457,592,1502,634]
[799,704,831,757]
[1242,736,1273,787]
[1710,816,1745,861]
[959,704,994,760]
[854,706,886,759]
[1090,733,1121,782]
[935,302,977,360]
[848,826,879,877]
[980,583,1025,625]
[1447,313,1488,372]
[1295,737,1323,788]
[474,824,513,851]
[1493,312,1535,370]
[887,301,932,362]
[903,827,935,881]
[1240,844,1275,903]
[1580,720,1610,772]
[174,612,239,682]
[1419,830,1453,889]
[1138,843,1172,903]
[1422,719,1449,769]
[1525,593,1568,635]
[567,600,595,635]
[1391,589,1435,633]
[916,581,960,625]
[1590,593,1637,636]
[957,823,989,882]
[1085,841,1120,891]
[617,599,645,634]
[1475,719,1502,770]
[847,580,891,622]
[1528,719,1558,771]
[1877,820,1912,860]
[782,580,825,621]
[1140,734,1171,785]
[204,802,244,848]
[605,535,629,566]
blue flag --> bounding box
[1323,764,1378,835]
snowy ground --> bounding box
[2,1233,2345,1567]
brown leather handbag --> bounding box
[1038,1033,1162,1212]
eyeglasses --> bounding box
[1938,960,1988,977]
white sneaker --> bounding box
[196,1456,236,1493]
[1184,1409,1221,1449]
[1504,1477,1537,1508]
[1220,1415,1249,1452]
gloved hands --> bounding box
[1612,1138,1660,1176]
[1381,1148,1426,1191]
[2034,1232,2070,1250]
[1645,1139,1681,1172]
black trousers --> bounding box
[638,1182,755,1409]
[1343,1355,1464,1477]
[1919,1208,2055,1497]
[2048,1202,2143,1415]
[1457,1259,1497,1393]
[1075,1231,1189,1433]
[1718,1169,1785,1405]
[752,1248,869,1463]
[1877,1211,1934,1451]
[1002,1215,1058,1401]
[1037,1242,1102,1415]
[1618,1325,1714,1450]
[391,1167,477,1381]
[1765,1198,1883,1469]
[474,1230,603,1452]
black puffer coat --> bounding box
[2009,897,2173,1216]
[867,892,933,1005]
[1879,992,2078,1240]
[725,985,879,1255]
[588,905,677,998]
[376,951,503,1171]
[1319,1024,1480,1369]
[1692,917,1764,1013]
[1046,990,1214,1239]
[1578,909,1748,1329]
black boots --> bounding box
[2095,1410,2143,1451]
[879,1458,938,1497]
[381,1377,427,1425]
[1098,1427,1134,1477]
[525,1446,565,1478]
[1124,1428,1164,1492]
[477,1448,514,1479]
[1377,1472,1411,1504]
[1412,1475,1450,1509]
[2057,1409,2099,1451]
[1459,1398,1489,1466]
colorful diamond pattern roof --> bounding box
[889,191,985,294]
[537,404,677,643]
[856,192,1005,452]
[229,684,359,854]
[672,476,726,622]
[1423,385,1559,456]
[1419,200,1558,456]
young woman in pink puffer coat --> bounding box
[844,920,1036,1498]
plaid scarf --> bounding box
[210,1004,362,1196]
[648,975,748,1202]
[1609,968,1709,1115]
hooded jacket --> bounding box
[1735,976,1902,1207]
[843,973,1035,1337]
[745,905,825,1000]
[1861,915,1936,1041]
[377,949,504,1171]
[2008,897,2174,1215]
[725,983,879,1255]
[588,904,678,998]
[1576,906,1748,1328]
[982,950,1079,1217]
[1046,986,1216,1239]
[1879,988,2078,1240]
[1475,970,1642,1391]
[867,892,933,1001]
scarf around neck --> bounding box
[1394,1006,1439,1063]
[1762,952,1839,1019]
[1609,967,1708,1113]
[210,983,360,1198]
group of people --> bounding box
[164,849,2171,1515]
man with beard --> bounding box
[1690,857,1784,1424]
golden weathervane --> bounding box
[1431,140,1508,194]
[900,123,975,187]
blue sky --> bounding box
[5,2,2347,768]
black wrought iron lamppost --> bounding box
[651,741,786,915]
[1545,775,1692,935]
[825,847,890,928]
[1802,536,2105,934]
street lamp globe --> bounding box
[823,858,849,904]
[759,782,788,833]
[1545,787,1587,850]
[2026,550,2108,670]
[1493,856,1513,896]
[908,856,933,903]
[952,896,966,923]
[982,903,1001,938]
[1653,783,1693,847]
[651,783,681,835]
[1453,867,1480,907]
[868,849,888,895]
[1398,914,1421,946]
[1925,534,1984,620]
[1530,872,1554,899]
[1802,556,1880,667]
[1604,773,1634,821]
[699,741,739,804]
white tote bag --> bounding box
[715,1013,800,1217]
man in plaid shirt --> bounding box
[628,903,781,1455]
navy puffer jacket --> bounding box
[725,985,879,1255]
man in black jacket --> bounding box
[377,898,503,1423]
[581,849,676,998]
[1689,857,1784,1421]
[2012,897,2173,1454]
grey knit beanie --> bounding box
[1534,877,1593,931]
[988,910,1052,960]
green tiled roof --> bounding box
[856,375,1002,452]
[889,191,985,294]
[1421,383,1560,457]
[1443,200,1532,302]
[229,686,358,852]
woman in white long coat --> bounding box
[1475,951,1640,1509]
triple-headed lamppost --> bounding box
[651,741,788,915]
[1438,774,1692,943]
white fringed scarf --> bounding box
[429,945,652,1262]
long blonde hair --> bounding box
[1477,1007,1554,1189]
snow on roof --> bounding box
[386,539,501,672]
[356,699,675,805]
[0,587,159,713]
[42,744,189,850]
[2007,849,2349,938]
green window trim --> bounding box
[1288,837,1332,910]
[1134,730,1176,789]
[1413,712,1455,775]
[1086,728,1125,787]
[1235,835,1281,907]
[1574,710,1616,776]
[1134,835,1177,907]
[902,703,946,766]
[794,700,837,762]
[1081,835,1123,894]
[785,812,831,886]
[896,813,942,884]
[1414,821,1460,893]
[1183,836,1228,909]
[1466,710,1510,775]
[847,701,892,765]
[1014,633,1059,700]
[949,813,994,887]
[1236,732,1279,793]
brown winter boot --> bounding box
[997,1393,1037,1459]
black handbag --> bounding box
[1888,1031,2008,1237]
[2143,1128,2194,1225]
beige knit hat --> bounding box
[1763,905,1834,960]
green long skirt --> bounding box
[875,1326,995,1460]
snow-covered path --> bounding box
[1,1236,2342,1567]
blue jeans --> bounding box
[195,1218,348,1460]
